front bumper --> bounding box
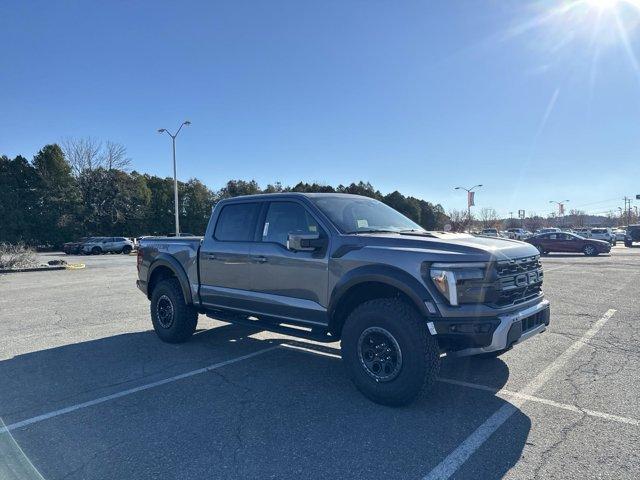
[435,299,550,357]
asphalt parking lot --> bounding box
[1,247,639,480]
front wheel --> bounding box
[536,245,547,255]
[122,245,132,254]
[341,298,440,407]
[91,246,102,255]
[150,278,198,343]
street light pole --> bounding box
[454,184,482,232]
[549,200,569,228]
[158,121,191,236]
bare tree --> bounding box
[479,207,498,229]
[568,209,587,227]
[62,137,102,175]
[62,137,131,175]
[524,213,544,232]
[102,141,131,170]
[447,209,469,232]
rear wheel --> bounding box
[91,246,102,255]
[341,298,440,407]
[536,245,547,255]
[122,245,132,254]
[625,240,632,247]
[583,244,598,256]
[150,278,198,343]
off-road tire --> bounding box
[150,278,198,343]
[341,298,440,407]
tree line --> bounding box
[1,141,449,246]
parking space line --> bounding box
[280,342,639,426]
[422,308,617,480]
[542,265,567,272]
[0,345,279,434]
[437,378,639,427]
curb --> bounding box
[0,266,67,274]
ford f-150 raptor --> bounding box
[137,193,550,406]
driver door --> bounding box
[248,200,330,325]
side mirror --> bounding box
[287,233,326,251]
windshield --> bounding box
[311,196,424,234]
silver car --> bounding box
[82,237,134,255]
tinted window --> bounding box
[214,203,261,241]
[262,202,320,246]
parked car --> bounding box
[573,228,591,238]
[613,229,627,242]
[537,228,561,234]
[506,228,530,240]
[137,193,550,406]
[589,227,616,245]
[481,228,500,237]
[526,232,611,256]
[624,225,640,247]
[82,237,134,255]
[63,237,88,254]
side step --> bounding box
[205,311,337,344]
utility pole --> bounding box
[158,121,191,236]
[623,197,631,227]
[454,184,482,232]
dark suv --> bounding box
[624,225,640,247]
[137,193,550,406]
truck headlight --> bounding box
[429,262,488,306]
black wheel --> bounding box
[625,240,632,247]
[583,244,598,256]
[91,246,102,255]
[150,278,198,343]
[341,298,440,407]
[122,245,132,254]
[536,245,547,255]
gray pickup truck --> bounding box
[137,193,550,406]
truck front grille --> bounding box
[494,256,543,307]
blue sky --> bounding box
[1,0,639,217]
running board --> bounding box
[205,311,337,343]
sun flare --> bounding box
[586,0,618,10]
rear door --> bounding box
[248,200,330,325]
[559,233,580,252]
[199,201,262,311]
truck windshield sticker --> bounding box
[357,219,369,228]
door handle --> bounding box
[253,256,268,264]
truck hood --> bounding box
[352,232,539,262]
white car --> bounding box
[613,229,627,242]
[589,228,615,245]
[82,236,135,255]
[506,228,530,240]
